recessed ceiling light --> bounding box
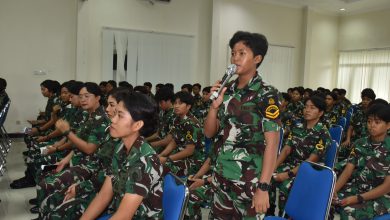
[340,8,346,11]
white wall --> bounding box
[0,0,77,133]
[339,8,390,50]
[302,9,339,89]
[76,0,213,88]
[211,0,304,90]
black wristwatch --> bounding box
[357,194,364,204]
[257,182,271,192]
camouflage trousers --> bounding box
[37,165,94,217]
[270,164,294,213]
[185,183,213,219]
[43,186,96,220]
[209,173,261,220]
[330,186,390,220]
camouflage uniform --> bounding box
[337,136,390,219]
[165,113,204,176]
[157,107,175,139]
[191,94,205,121]
[210,74,281,219]
[338,104,368,164]
[44,134,119,220]
[107,137,163,219]
[0,91,9,110]
[271,121,331,211]
[192,100,211,126]
[322,106,341,129]
[37,106,110,217]
[286,101,304,120]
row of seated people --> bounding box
[8,77,389,219]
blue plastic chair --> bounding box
[96,214,111,220]
[329,125,343,145]
[277,127,284,155]
[163,173,189,220]
[265,161,336,220]
[337,117,347,130]
[374,214,390,220]
[324,140,339,168]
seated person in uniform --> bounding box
[81,92,163,220]
[158,91,204,176]
[271,95,332,213]
[323,91,341,128]
[332,103,390,220]
[148,87,175,147]
[286,87,304,120]
[0,77,9,110]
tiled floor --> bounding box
[0,139,340,220]
[0,139,38,220]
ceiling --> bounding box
[255,0,390,15]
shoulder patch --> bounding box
[265,105,280,119]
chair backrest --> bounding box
[337,117,346,130]
[284,161,336,220]
[329,125,343,145]
[278,127,284,155]
[373,214,390,220]
[163,173,189,220]
[324,140,339,168]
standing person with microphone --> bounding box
[204,31,281,219]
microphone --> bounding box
[210,64,237,100]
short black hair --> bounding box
[83,82,102,97]
[339,89,347,96]
[229,31,268,68]
[134,85,149,95]
[181,84,193,92]
[305,95,326,112]
[156,83,164,90]
[165,83,174,92]
[68,81,84,95]
[155,87,174,103]
[202,86,211,93]
[369,98,388,107]
[367,104,390,123]
[107,80,117,88]
[282,92,291,102]
[108,87,131,101]
[174,91,194,106]
[117,92,158,137]
[144,82,152,88]
[99,81,107,86]
[193,83,201,90]
[61,81,73,90]
[326,92,338,101]
[361,88,376,100]
[118,81,133,92]
[0,78,7,91]
[41,80,61,94]
[292,87,303,96]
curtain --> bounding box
[114,31,128,82]
[337,49,390,103]
[258,45,294,93]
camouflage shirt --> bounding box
[214,74,281,183]
[347,136,390,194]
[109,137,163,219]
[350,104,368,142]
[170,112,205,175]
[157,107,175,139]
[70,106,110,168]
[283,121,331,167]
[192,100,211,126]
[286,101,304,120]
[322,106,341,128]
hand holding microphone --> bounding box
[210,64,237,100]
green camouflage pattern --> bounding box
[272,121,331,211]
[109,137,163,219]
[214,74,281,183]
[157,107,175,139]
[286,101,304,120]
[337,136,390,219]
[166,113,204,176]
